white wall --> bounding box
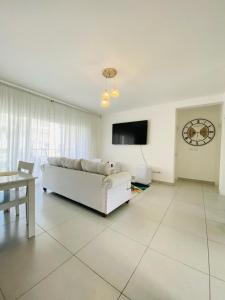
[219,101,225,194]
[101,103,177,183]
[101,94,225,187]
[176,105,222,183]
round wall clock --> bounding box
[182,118,216,146]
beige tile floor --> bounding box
[0,180,225,299]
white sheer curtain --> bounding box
[0,84,100,176]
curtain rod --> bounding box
[0,79,101,117]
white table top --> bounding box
[0,172,35,185]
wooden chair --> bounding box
[18,161,34,174]
[15,161,34,216]
[0,161,34,219]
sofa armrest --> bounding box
[103,172,131,189]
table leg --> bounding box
[27,179,35,238]
[3,190,10,213]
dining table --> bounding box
[0,172,36,238]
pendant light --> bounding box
[100,68,119,108]
[101,98,110,108]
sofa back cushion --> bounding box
[61,158,82,170]
[48,157,82,170]
[81,159,117,176]
[47,157,120,175]
[47,157,65,167]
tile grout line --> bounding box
[1,189,137,299]
[38,219,114,257]
[74,255,123,295]
[146,184,184,247]
[1,212,76,299]
[147,186,213,275]
[74,225,110,255]
[16,256,73,299]
[105,186,211,276]
[36,211,111,253]
[211,274,225,284]
[13,223,75,299]
[73,224,129,296]
[41,183,215,298]
[71,188,177,298]
[35,209,80,232]
[117,292,131,300]
[2,183,210,300]
[150,247,210,276]
[154,219,208,241]
[202,183,211,300]
[33,223,74,255]
[120,184,181,296]
[108,227,148,247]
[15,223,113,299]
[75,186,205,299]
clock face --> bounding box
[182,118,216,146]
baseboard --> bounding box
[177,177,215,185]
[152,178,218,188]
[152,180,175,186]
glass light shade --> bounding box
[110,89,119,98]
[101,99,110,108]
[101,90,110,101]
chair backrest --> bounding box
[18,161,34,174]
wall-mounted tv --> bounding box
[112,120,148,145]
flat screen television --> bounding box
[112,120,148,145]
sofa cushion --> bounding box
[47,157,65,167]
[81,159,99,173]
[81,159,116,176]
[61,158,82,170]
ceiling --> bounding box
[0,0,225,114]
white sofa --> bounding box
[41,164,131,216]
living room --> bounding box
[0,1,225,300]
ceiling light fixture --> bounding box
[100,68,119,108]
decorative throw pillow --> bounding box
[97,162,114,176]
[103,161,121,174]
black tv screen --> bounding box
[112,120,148,145]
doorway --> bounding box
[175,104,222,185]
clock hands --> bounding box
[187,127,196,139]
[200,126,209,138]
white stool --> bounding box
[135,165,152,185]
